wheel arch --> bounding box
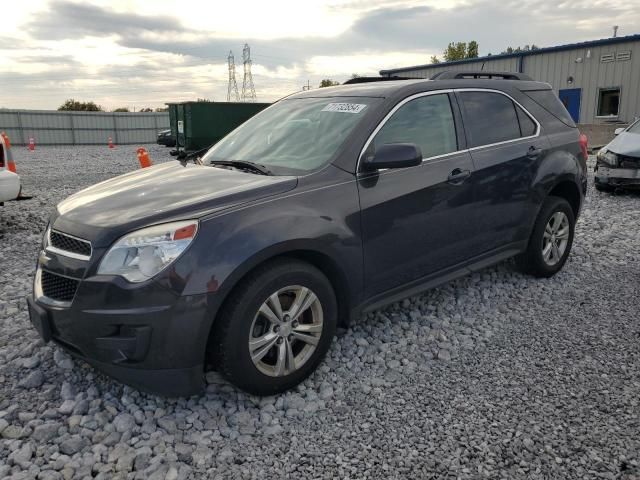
[548,180,581,218]
[203,244,355,369]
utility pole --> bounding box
[302,80,311,91]
[227,51,239,102]
[241,43,257,102]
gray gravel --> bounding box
[1,146,639,479]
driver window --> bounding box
[374,94,458,159]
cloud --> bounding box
[27,0,182,40]
[26,1,639,67]
[5,0,640,109]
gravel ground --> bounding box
[1,145,639,479]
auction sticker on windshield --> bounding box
[321,103,367,114]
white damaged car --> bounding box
[0,135,21,205]
[594,119,640,192]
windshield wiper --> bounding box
[209,159,273,176]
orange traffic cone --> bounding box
[108,137,115,149]
[136,147,153,168]
[28,137,35,151]
[1,132,17,173]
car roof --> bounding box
[288,78,550,100]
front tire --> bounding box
[517,196,575,278]
[212,258,337,396]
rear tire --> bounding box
[516,196,575,278]
[211,258,337,396]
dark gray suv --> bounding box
[27,72,588,396]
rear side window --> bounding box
[373,94,458,159]
[524,89,577,127]
[459,91,521,147]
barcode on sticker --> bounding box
[321,103,367,114]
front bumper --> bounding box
[595,164,640,188]
[28,263,214,396]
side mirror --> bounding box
[614,127,625,135]
[362,143,422,170]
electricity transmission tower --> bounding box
[241,43,256,102]
[227,51,239,102]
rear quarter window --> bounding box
[458,91,521,147]
[523,89,577,128]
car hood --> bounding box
[53,161,297,246]
[606,131,640,157]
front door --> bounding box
[357,92,478,297]
[558,88,581,123]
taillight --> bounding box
[579,133,588,161]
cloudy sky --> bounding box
[1,0,637,110]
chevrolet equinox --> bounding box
[27,72,588,396]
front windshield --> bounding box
[202,96,381,175]
[628,119,640,134]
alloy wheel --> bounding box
[248,285,323,377]
[542,211,570,266]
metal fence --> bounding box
[0,109,170,145]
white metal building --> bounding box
[380,34,640,125]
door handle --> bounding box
[447,168,471,185]
[527,146,543,159]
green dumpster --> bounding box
[167,101,270,152]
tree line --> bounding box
[430,41,540,64]
[57,99,168,112]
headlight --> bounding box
[597,149,618,166]
[98,220,198,282]
[42,223,51,250]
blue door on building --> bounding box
[559,88,581,123]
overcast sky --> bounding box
[1,0,637,110]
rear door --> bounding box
[357,91,478,297]
[455,89,549,251]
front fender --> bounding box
[176,169,363,321]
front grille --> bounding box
[41,270,79,302]
[50,230,92,257]
[619,154,640,169]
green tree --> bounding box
[113,107,129,112]
[319,79,340,88]
[139,107,153,112]
[501,44,539,54]
[57,99,102,111]
[467,41,479,58]
[443,41,480,62]
[430,55,441,64]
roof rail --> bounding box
[430,71,533,81]
[342,76,418,85]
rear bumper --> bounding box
[26,289,212,397]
